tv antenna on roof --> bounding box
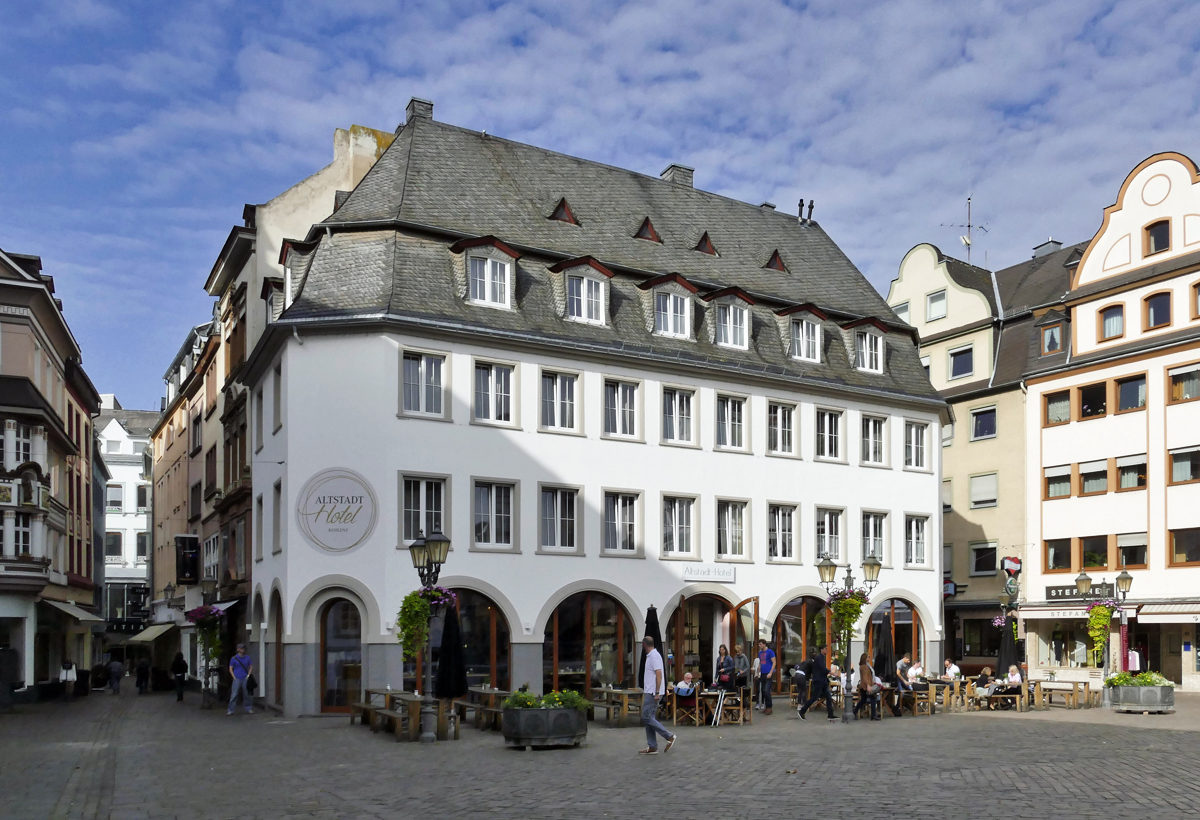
[940,196,989,265]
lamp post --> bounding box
[408,528,450,745]
[819,554,881,723]
[1074,569,1132,704]
[1115,570,1134,672]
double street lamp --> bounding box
[1074,567,1134,681]
[818,554,881,724]
[408,528,451,745]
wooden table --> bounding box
[593,687,644,728]
[392,692,453,740]
[465,686,509,730]
[1032,680,1088,710]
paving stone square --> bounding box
[5,687,1200,820]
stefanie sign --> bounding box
[296,468,378,553]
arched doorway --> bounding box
[320,598,362,712]
[542,591,635,697]
[772,596,831,678]
[665,595,757,687]
[867,598,925,668]
[455,589,511,691]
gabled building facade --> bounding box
[242,99,948,717]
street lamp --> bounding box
[408,528,450,744]
[1074,570,1092,598]
[818,555,880,724]
[163,582,184,611]
[1115,570,1134,673]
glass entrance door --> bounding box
[321,599,361,712]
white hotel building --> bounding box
[240,99,947,716]
[1023,153,1200,690]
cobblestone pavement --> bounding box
[5,686,1200,820]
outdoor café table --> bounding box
[1035,680,1086,710]
[599,687,645,728]
[394,692,453,740]
[467,685,509,730]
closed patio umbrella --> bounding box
[434,604,468,700]
[874,618,896,685]
[996,615,1018,679]
[637,606,663,690]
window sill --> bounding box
[947,373,974,382]
[715,556,753,564]
[565,316,606,327]
[1078,491,1109,498]
[467,299,512,311]
[1044,495,1071,501]
[860,461,891,470]
[1042,420,1071,429]
[855,368,884,376]
[272,424,282,435]
[470,418,520,431]
[535,547,585,557]
[1043,568,1073,574]
[765,449,800,460]
[969,435,997,443]
[969,503,998,510]
[1078,414,1107,422]
[1168,396,1200,406]
[791,355,820,365]
[1168,478,1200,487]
[189,446,203,458]
[468,544,521,554]
[397,411,452,423]
[659,553,700,562]
[814,456,848,466]
[902,465,932,474]
[599,434,644,444]
[1114,407,1146,416]
[537,426,585,438]
[599,550,644,559]
[653,332,692,342]
[766,557,801,565]
[271,548,282,556]
[968,571,997,578]
[1115,485,1146,493]
[714,446,752,455]
[904,564,934,571]
[660,439,701,450]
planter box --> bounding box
[1111,685,1174,713]
[502,707,587,749]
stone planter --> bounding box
[502,707,587,749]
[1110,685,1174,713]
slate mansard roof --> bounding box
[261,105,943,409]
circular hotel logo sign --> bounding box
[296,468,378,553]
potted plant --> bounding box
[501,688,588,749]
[1105,671,1175,713]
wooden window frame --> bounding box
[1096,303,1125,343]
[1142,290,1172,332]
[1077,460,1110,497]
[1166,447,1200,487]
[1142,218,1171,258]
[1168,527,1200,568]
[1080,534,1110,572]
[1043,538,1073,575]
[1076,381,1109,422]
[1192,280,1200,321]
[1165,358,1200,406]
[1113,372,1148,415]
[1040,323,1064,356]
[1042,466,1072,501]
[1043,390,1070,428]
[1114,456,1147,494]
[1118,535,1149,571]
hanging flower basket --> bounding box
[396,586,458,660]
[826,588,870,660]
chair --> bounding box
[911,687,934,717]
[717,690,743,725]
[672,691,701,726]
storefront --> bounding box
[867,598,925,666]
[772,596,830,674]
[542,591,635,697]
[665,594,756,686]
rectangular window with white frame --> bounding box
[862,511,885,561]
[716,303,748,349]
[926,289,947,321]
[272,363,282,431]
[948,345,974,380]
[540,371,576,431]
[861,415,886,465]
[768,504,795,560]
[791,318,820,362]
[970,406,997,440]
[540,487,578,551]
[474,362,514,423]
[255,494,263,561]
[566,275,605,324]
[905,515,928,565]
[106,483,123,512]
[604,491,638,552]
[970,542,997,576]
[662,387,694,445]
[855,331,883,373]
[603,379,638,438]
[716,500,747,558]
[816,507,841,560]
[943,543,953,577]
[469,256,510,308]
[254,387,264,450]
[271,482,283,554]
[716,396,746,449]
[904,421,927,468]
[767,403,794,455]
[662,496,694,556]
[969,472,998,508]
[654,292,689,338]
[473,481,514,549]
[403,351,445,417]
[403,477,446,543]
[816,409,841,459]
[942,479,953,512]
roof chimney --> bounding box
[660,164,694,187]
[334,190,351,211]
[405,97,434,124]
[1032,237,1062,258]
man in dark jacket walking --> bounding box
[797,647,836,721]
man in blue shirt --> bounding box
[227,644,254,716]
[756,639,776,715]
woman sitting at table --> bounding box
[995,664,1024,709]
[975,667,995,699]
[715,644,736,692]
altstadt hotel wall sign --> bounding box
[296,468,378,553]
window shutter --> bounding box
[969,473,998,504]
[1116,454,1146,468]
[1043,465,1071,478]
[1116,533,1147,548]
[941,481,952,507]
[1079,460,1107,473]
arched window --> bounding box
[543,592,635,696]
[321,599,361,712]
[867,598,925,672]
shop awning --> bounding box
[210,600,239,613]
[126,623,178,644]
[39,599,104,622]
[1019,607,1089,620]
[1136,603,1200,624]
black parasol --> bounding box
[873,616,896,685]
[434,604,468,700]
[996,615,1019,680]
[637,606,664,689]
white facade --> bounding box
[250,329,945,715]
[1022,153,1200,690]
[97,412,150,586]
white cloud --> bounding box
[3,0,1200,407]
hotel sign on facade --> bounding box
[296,468,378,553]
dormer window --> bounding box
[549,197,578,225]
[855,330,882,373]
[1041,324,1062,355]
[655,292,690,338]
[635,218,662,243]
[567,275,604,324]
[694,232,717,256]
[1145,220,1170,256]
[716,304,748,349]
[469,257,510,308]
[791,319,820,363]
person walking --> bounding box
[108,658,124,695]
[637,636,676,755]
[135,656,151,695]
[226,644,254,715]
[798,647,836,721]
[170,652,189,702]
[756,639,776,715]
[60,660,77,702]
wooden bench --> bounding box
[589,699,614,724]
[350,702,378,726]
[478,706,503,731]
[452,698,478,725]
[373,708,409,740]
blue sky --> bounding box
[3,0,1199,410]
